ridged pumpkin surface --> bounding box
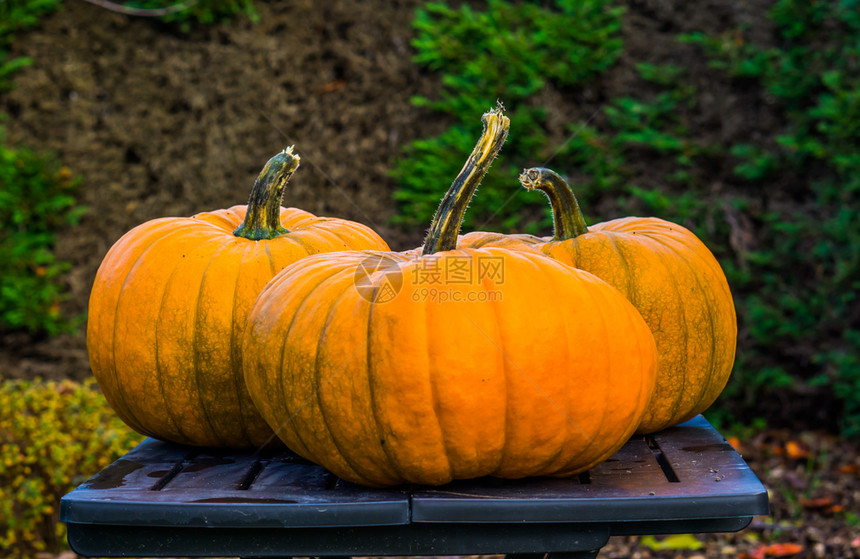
[459,168,737,433]
[87,150,389,448]
[539,216,737,433]
[243,247,658,487]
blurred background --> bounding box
[1,0,858,557]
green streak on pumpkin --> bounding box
[422,107,510,255]
[520,167,589,241]
[234,147,301,241]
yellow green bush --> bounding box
[0,378,143,558]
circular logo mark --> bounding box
[354,254,404,304]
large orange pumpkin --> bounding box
[242,109,658,487]
[87,147,390,448]
[462,167,737,433]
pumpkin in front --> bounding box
[87,147,389,448]
[242,108,658,487]
[243,247,658,487]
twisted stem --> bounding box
[520,167,589,240]
[234,146,301,241]
[422,107,510,255]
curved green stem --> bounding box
[519,167,588,240]
[422,107,510,255]
[234,146,301,240]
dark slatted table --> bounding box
[61,415,768,559]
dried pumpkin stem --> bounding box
[520,167,589,240]
[234,146,301,241]
[422,107,511,255]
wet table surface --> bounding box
[61,415,768,558]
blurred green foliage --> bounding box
[679,0,860,437]
[0,0,60,90]
[393,0,624,232]
[0,135,86,335]
[0,1,84,336]
[397,0,860,436]
[549,61,713,215]
[0,0,63,37]
[0,378,143,558]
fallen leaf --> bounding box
[742,546,766,559]
[639,533,704,551]
[785,441,810,460]
[57,166,73,181]
[763,542,804,557]
[317,79,348,93]
[727,436,743,452]
[799,497,833,509]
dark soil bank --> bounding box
[2,0,777,383]
[2,0,438,378]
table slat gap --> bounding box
[237,459,268,490]
[644,435,680,483]
[149,452,196,491]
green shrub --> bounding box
[679,0,860,436]
[393,0,624,232]
[546,1,860,435]
[0,129,86,335]
[0,2,85,337]
[0,0,63,90]
[0,378,144,558]
[0,53,32,93]
[0,0,63,39]
[549,62,714,217]
[552,0,860,435]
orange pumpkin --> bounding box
[462,167,737,433]
[87,147,390,448]
[242,109,658,486]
